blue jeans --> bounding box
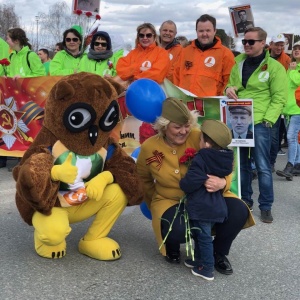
[240,123,273,210]
[270,116,281,166]
[190,220,214,269]
[286,115,300,165]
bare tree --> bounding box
[0,4,20,39]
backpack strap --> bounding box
[9,51,32,71]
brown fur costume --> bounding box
[13,73,144,226]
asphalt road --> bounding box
[1,152,300,300]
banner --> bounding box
[0,77,240,197]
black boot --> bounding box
[292,163,300,176]
[276,162,293,181]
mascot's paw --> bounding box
[34,231,66,259]
[78,237,121,261]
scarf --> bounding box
[195,38,218,51]
[87,49,113,61]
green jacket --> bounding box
[78,51,121,77]
[7,46,45,78]
[227,51,288,125]
[283,63,300,116]
[50,50,82,76]
[0,38,9,76]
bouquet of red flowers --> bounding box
[179,148,196,167]
[0,58,10,76]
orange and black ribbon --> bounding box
[146,150,165,170]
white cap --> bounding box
[271,33,285,43]
[293,41,300,48]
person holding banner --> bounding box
[78,31,119,77]
[173,14,235,97]
[136,97,254,275]
[50,28,83,76]
[225,27,288,223]
[115,23,170,86]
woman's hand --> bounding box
[204,175,226,192]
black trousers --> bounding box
[161,197,249,256]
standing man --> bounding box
[269,34,291,170]
[226,27,288,223]
[173,14,235,97]
[236,10,254,34]
[38,48,51,75]
[159,20,182,83]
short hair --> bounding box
[7,28,32,49]
[159,20,177,33]
[196,14,216,30]
[38,48,49,57]
[135,23,159,48]
[153,110,199,137]
[244,27,267,41]
[55,42,63,51]
[62,28,83,50]
[238,10,247,17]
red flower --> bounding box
[0,58,10,66]
[261,64,268,71]
[139,122,157,144]
[179,148,197,167]
[95,14,101,20]
[85,11,93,17]
[76,9,83,16]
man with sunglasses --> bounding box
[159,20,182,83]
[173,14,235,97]
[225,27,288,223]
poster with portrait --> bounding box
[72,0,101,14]
[228,4,255,38]
[283,33,294,54]
[220,99,254,147]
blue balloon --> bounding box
[140,202,152,220]
[131,147,141,162]
[126,79,166,123]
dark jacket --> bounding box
[179,148,233,222]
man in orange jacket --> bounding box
[269,33,291,171]
[159,20,182,83]
[173,14,235,97]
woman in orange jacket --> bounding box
[116,23,170,85]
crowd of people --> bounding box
[1,13,300,281]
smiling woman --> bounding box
[115,22,170,85]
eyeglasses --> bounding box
[94,41,107,47]
[65,37,79,43]
[242,39,262,46]
[138,33,154,39]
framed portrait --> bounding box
[283,33,294,54]
[72,0,101,14]
[220,99,254,147]
[228,4,255,38]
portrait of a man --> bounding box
[228,105,253,139]
[235,10,254,34]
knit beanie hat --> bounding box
[161,97,190,124]
[201,119,232,149]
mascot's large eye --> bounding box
[99,100,119,132]
[63,102,96,133]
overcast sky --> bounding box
[2,0,300,49]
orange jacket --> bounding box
[165,43,182,82]
[272,50,291,70]
[173,37,235,97]
[116,42,170,84]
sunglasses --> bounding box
[242,39,262,46]
[138,33,154,39]
[94,41,107,47]
[65,37,79,43]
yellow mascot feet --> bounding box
[34,231,67,259]
[78,237,121,260]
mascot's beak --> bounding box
[88,125,98,145]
